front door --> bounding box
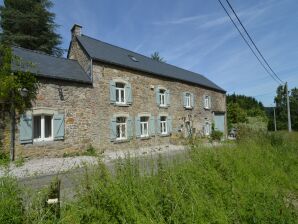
[214,113,225,133]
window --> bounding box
[204,122,211,136]
[140,116,149,137]
[204,95,211,109]
[116,117,127,140]
[160,116,167,135]
[185,93,191,108]
[116,83,126,104]
[33,115,53,142]
[159,89,166,106]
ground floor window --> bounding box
[140,116,149,137]
[33,115,53,142]
[160,116,167,135]
[116,117,127,140]
[204,122,211,136]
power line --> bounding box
[216,0,283,85]
[224,0,284,84]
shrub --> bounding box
[210,130,223,141]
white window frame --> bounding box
[33,115,54,142]
[160,116,168,135]
[185,93,191,108]
[116,117,127,140]
[159,89,166,107]
[115,83,126,104]
[140,116,149,138]
[204,95,210,109]
[204,122,211,136]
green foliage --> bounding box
[150,51,166,62]
[0,45,38,113]
[210,130,223,141]
[1,133,298,223]
[0,0,63,56]
[0,151,9,167]
[83,144,97,156]
[0,176,23,224]
[14,156,24,167]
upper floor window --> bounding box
[33,115,53,142]
[140,116,149,138]
[116,83,126,104]
[204,95,211,109]
[183,92,194,109]
[116,117,127,140]
[160,116,167,135]
[156,87,170,107]
[110,80,132,106]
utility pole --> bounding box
[273,107,277,132]
[285,82,292,132]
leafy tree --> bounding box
[273,85,288,130]
[290,88,298,130]
[0,0,63,57]
[151,51,165,62]
[0,45,38,114]
[227,102,247,130]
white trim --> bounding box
[140,117,149,138]
[33,115,54,142]
[116,117,127,140]
[160,116,168,135]
[115,83,126,104]
[204,95,211,109]
[185,93,191,108]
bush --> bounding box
[210,130,223,141]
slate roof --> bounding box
[12,46,92,84]
[77,35,226,92]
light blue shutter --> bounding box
[166,89,171,107]
[19,114,33,144]
[182,92,187,108]
[110,117,117,141]
[203,95,206,108]
[149,116,155,136]
[157,116,161,135]
[209,96,212,109]
[109,80,116,104]
[155,87,160,106]
[126,83,133,105]
[191,93,195,108]
[127,117,133,139]
[167,116,172,134]
[53,114,64,140]
[135,116,141,138]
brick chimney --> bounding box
[71,24,82,40]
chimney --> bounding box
[71,24,82,40]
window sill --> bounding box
[114,139,130,144]
[184,107,193,110]
[160,133,170,137]
[204,107,211,110]
[159,105,168,108]
[140,136,151,140]
[115,103,130,107]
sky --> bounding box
[4,0,298,106]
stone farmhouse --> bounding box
[7,24,226,158]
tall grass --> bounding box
[0,132,297,223]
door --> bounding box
[214,113,225,132]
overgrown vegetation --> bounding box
[0,132,297,223]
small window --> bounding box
[185,93,191,108]
[204,95,211,109]
[116,83,126,104]
[140,116,149,137]
[160,116,167,135]
[33,115,53,142]
[116,117,127,140]
[204,122,211,136]
[159,89,166,107]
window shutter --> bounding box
[167,116,172,134]
[53,114,65,140]
[126,83,133,105]
[110,117,117,141]
[135,116,141,138]
[157,116,161,135]
[155,87,160,106]
[191,93,195,108]
[149,116,155,136]
[203,95,206,108]
[19,114,33,144]
[209,96,212,109]
[127,117,133,139]
[166,89,171,106]
[182,92,187,108]
[109,80,116,104]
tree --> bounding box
[289,88,298,130]
[0,0,63,57]
[151,51,165,62]
[274,85,288,130]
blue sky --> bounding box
[5,0,298,106]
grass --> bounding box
[0,131,297,223]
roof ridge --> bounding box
[81,34,207,77]
[12,45,78,62]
